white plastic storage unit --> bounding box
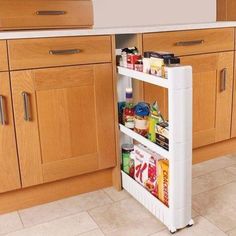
[117,66,193,233]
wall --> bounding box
[93,0,216,28]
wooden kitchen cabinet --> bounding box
[144,52,234,148]
[11,64,116,187]
[217,0,236,20]
[0,72,21,193]
[0,41,8,72]
[0,0,93,30]
[231,52,236,138]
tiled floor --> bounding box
[0,154,236,236]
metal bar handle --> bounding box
[22,92,31,121]
[49,49,81,55]
[0,96,6,125]
[220,68,227,92]
[36,10,66,16]
[175,40,204,46]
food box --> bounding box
[133,144,159,195]
[158,159,169,207]
[155,122,169,150]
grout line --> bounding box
[192,160,236,179]
[16,209,87,230]
[200,215,230,235]
[86,210,106,235]
[193,180,236,197]
[226,226,236,235]
[17,211,24,228]
[101,189,115,203]
[75,228,105,236]
[101,188,132,203]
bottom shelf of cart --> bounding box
[121,171,170,227]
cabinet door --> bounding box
[0,72,21,193]
[11,64,116,187]
[144,52,234,148]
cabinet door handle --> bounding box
[0,95,7,125]
[220,68,227,92]
[175,40,204,46]
[49,49,81,55]
[22,92,31,121]
[36,10,66,16]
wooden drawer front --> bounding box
[0,0,93,30]
[0,41,8,71]
[8,36,112,70]
[143,28,234,56]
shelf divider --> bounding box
[117,66,169,88]
[119,124,169,159]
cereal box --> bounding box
[133,145,159,195]
[158,159,169,207]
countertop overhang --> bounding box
[1,21,236,40]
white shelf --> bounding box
[118,64,193,232]
[117,66,169,88]
[119,124,169,159]
[121,171,170,226]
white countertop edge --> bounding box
[1,21,236,40]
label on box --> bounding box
[133,145,159,195]
[158,160,169,207]
[155,124,169,150]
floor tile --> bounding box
[88,198,165,236]
[227,154,236,163]
[18,196,83,227]
[103,187,130,202]
[0,212,23,235]
[72,190,113,211]
[225,165,236,176]
[192,168,236,195]
[19,190,112,227]
[150,216,227,236]
[193,182,236,232]
[6,212,98,236]
[192,209,199,218]
[77,229,105,236]
[192,156,235,178]
[228,227,236,236]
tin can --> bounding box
[121,144,134,175]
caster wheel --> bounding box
[169,228,177,234]
[170,230,177,234]
[187,219,194,227]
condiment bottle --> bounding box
[134,102,150,137]
[123,88,135,129]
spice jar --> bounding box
[134,59,143,72]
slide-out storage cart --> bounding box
[117,65,193,233]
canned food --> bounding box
[121,144,134,175]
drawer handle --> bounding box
[220,68,227,92]
[22,92,31,122]
[0,96,7,125]
[49,49,81,55]
[175,40,204,46]
[36,10,67,16]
